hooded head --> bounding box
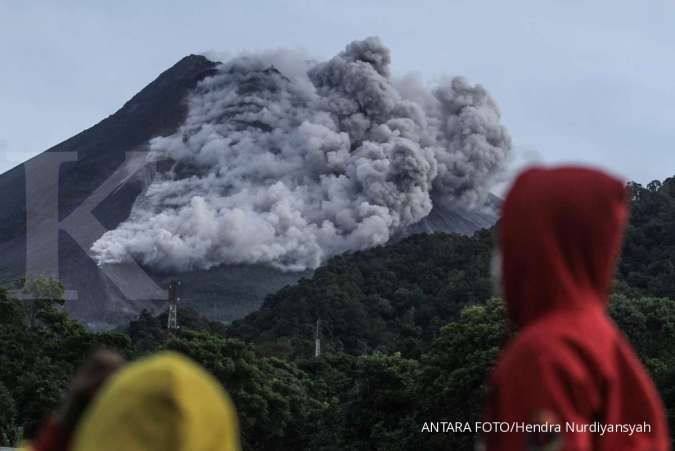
[72,352,240,451]
[499,166,629,327]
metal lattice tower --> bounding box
[167,280,181,330]
[314,319,321,358]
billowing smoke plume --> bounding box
[91,37,511,272]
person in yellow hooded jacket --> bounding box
[26,351,241,451]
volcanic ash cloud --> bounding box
[91,37,511,272]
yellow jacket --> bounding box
[71,352,241,451]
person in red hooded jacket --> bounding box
[482,166,670,451]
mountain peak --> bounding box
[117,55,217,125]
[0,44,506,328]
[0,55,220,326]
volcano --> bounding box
[0,39,508,328]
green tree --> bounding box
[164,330,324,451]
[416,298,507,450]
[610,295,675,434]
[0,381,18,446]
[340,353,420,451]
[0,284,133,438]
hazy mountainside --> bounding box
[0,55,220,326]
[0,40,507,328]
[401,194,500,237]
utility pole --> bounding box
[167,280,181,330]
[314,319,321,358]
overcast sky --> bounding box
[1,0,674,185]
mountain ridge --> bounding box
[0,55,219,326]
[0,53,501,328]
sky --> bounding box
[1,0,674,185]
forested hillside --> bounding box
[0,176,673,449]
[229,176,675,360]
[228,229,496,358]
[618,178,675,298]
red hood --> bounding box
[500,166,629,327]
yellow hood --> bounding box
[72,352,240,451]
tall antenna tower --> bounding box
[314,319,321,358]
[167,280,181,330]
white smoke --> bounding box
[91,37,511,272]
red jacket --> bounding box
[483,166,670,450]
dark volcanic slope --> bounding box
[0,55,220,326]
[0,55,217,239]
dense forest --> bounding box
[0,176,673,450]
[228,229,496,359]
